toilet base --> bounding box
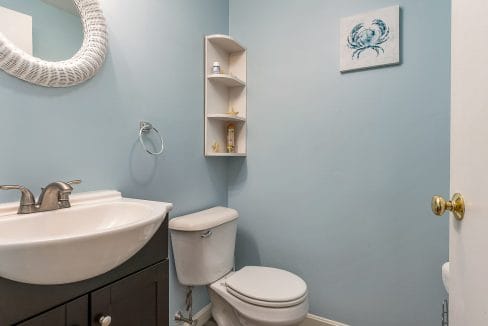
[208,287,243,325]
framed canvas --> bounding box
[340,5,400,72]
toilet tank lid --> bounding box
[169,206,238,231]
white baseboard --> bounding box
[182,303,212,326]
[301,313,350,326]
[182,304,349,326]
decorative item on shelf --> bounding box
[212,141,220,153]
[212,62,221,74]
[227,106,239,116]
[226,123,236,153]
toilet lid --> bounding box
[225,266,307,307]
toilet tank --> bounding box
[169,207,238,286]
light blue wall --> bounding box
[229,1,450,325]
[0,0,229,322]
[0,1,451,324]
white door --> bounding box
[450,0,488,324]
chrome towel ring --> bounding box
[139,121,164,155]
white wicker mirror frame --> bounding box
[0,0,108,87]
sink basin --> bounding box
[0,190,173,285]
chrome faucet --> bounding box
[0,179,81,214]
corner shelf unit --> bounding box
[205,34,247,157]
[208,74,246,87]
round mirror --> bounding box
[0,0,83,61]
[0,0,107,87]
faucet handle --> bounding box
[0,185,34,202]
[66,179,81,186]
[0,185,36,214]
[57,180,81,209]
[0,185,23,191]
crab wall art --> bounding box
[340,5,400,72]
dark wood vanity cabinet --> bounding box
[17,296,89,326]
[90,261,168,326]
[2,218,169,326]
[16,261,168,326]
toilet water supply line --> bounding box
[175,286,196,325]
[174,263,236,324]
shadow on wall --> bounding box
[227,159,261,268]
[228,157,247,188]
[205,159,231,197]
[129,139,159,185]
[235,228,262,268]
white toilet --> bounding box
[169,207,309,326]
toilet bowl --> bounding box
[169,207,309,326]
[209,266,309,326]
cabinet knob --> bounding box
[99,315,112,326]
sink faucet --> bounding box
[0,179,81,214]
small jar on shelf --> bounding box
[212,62,221,74]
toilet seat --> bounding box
[226,287,308,308]
[225,266,308,308]
[210,270,309,326]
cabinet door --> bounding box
[91,261,168,326]
[16,296,88,326]
[16,306,64,326]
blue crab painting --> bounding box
[347,19,390,59]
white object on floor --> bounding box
[169,207,309,326]
[442,262,450,293]
[0,190,173,285]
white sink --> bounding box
[0,190,173,285]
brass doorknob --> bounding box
[431,193,465,220]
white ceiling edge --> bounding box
[41,0,79,16]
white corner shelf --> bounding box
[207,34,246,53]
[208,74,246,87]
[205,34,247,157]
[207,114,246,123]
